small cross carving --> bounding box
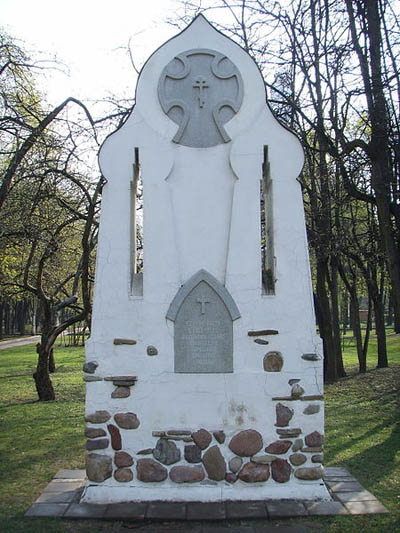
[197,296,210,315]
[193,76,209,108]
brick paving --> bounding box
[25,466,389,527]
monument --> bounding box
[82,15,329,502]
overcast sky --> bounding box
[1,0,183,104]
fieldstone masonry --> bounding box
[82,14,327,503]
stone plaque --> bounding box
[167,270,240,373]
[158,49,243,148]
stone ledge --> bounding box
[25,467,389,521]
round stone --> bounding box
[238,462,270,483]
[184,444,202,463]
[289,453,307,466]
[312,454,324,463]
[86,438,109,451]
[107,424,122,450]
[229,456,243,473]
[305,431,324,447]
[263,352,283,372]
[292,439,303,452]
[170,465,205,483]
[85,410,111,424]
[111,386,130,399]
[86,453,112,482]
[192,429,212,450]
[85,427,106,439]
[153,439,181,465]
[228,430,263,457]
[225,472,237,483]
[275,403,294,427]
[147,345,158,356]
[213,430,226,444]
[291,384,305,398]
[303,404,320,415]
[271,458,291,483]
[202,445,226,481]
[264,440,292,454]
[294,466,323,480]
[136,458,168,482]
[251,455,277,464]
[82,361,98,374]
[114,412,140,430]
[114,468,133,482]
[114,451,134,468]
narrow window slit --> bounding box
[261,145,275,294]
[131,147,143,295]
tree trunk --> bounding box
[350,295,366,373]
[48,348,56,373]
[316,259,337,382]
[373,296,388,368]
[362,297,372,359]
[33,342,55,401]
[329,258,346,377]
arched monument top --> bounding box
[166,269,241,322]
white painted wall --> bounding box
[83,15,327,503]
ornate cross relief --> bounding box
[158,49,244,148]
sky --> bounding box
[1,0,184,105]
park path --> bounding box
[0,335,40,350]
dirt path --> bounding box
[0,335,40,350]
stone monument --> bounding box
[82,15,329,502]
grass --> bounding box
[0,334,399,532]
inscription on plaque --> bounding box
[166,270,240,373]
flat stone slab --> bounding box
[25,503,69,517]
[25,467,390,522]
[326,481,364,492]
[305,501,348,515]
[146,501,187,519]
[53,469,86,480]
[187,502,226,520]
[226,501,267,519]
[64,503,108,519]
[266,501,308,518]
[104,502,147,519]
[344,500,389,514]
[334,490,379,503]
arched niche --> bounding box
[166,270,240,373]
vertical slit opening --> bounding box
[130,147,143,295]
[261,145,275,295]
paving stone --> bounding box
[35,489,77,504]
[25,503,69,517]
[306,501,348,515]
[146,501,187,519]
[266,501,307,518]
[64,503,108,518]
[225,500,267,519]
[42,481,84,493]
[187,502,226,520]
[344,500,389,514]
[53,469,86,479]
[105,502,147,519]
[323,467,351,477]
[255,526,310,533]
[335,490,379,503]
[326,480,364,492]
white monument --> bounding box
[82,15,329,503]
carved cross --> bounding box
[193,76,209,108]
[197,296,210,315]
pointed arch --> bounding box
[166,269,240,322]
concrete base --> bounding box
[25,467,389,521]
[81,480,331,504]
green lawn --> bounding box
[0,335,399,532]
